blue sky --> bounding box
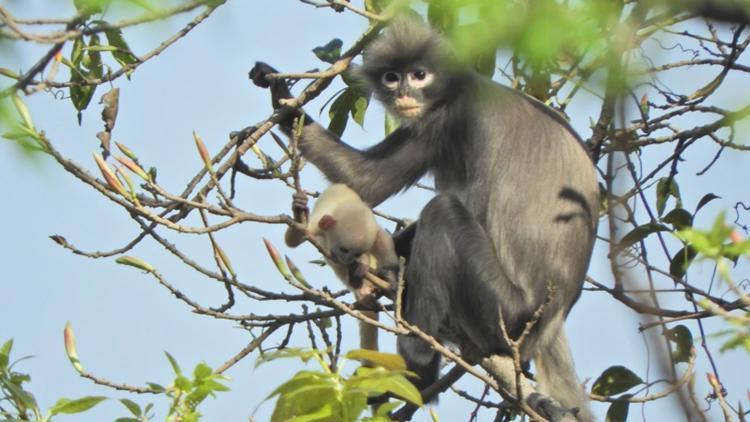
[2,1,749,421]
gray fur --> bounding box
[252,17,598,420]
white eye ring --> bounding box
[407,70,433,89]
[381,72,401,90]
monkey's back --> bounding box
[443,76,599,316]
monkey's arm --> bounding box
[250,62,431,206]
[299,126,430,206]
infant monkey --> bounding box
[285,184,399,350]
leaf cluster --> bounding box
[257,348,423,422]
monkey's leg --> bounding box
[398,194,531,391]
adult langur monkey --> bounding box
[250,16,598,421]
[285,184,399,351]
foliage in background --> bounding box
[256,348,422,422]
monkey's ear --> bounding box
[318,215,337,231]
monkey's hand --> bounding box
[291,191,309,224]
[352,279,379,308]
[248,61,277,89]
[284,191,310,248]
[249,62,294,109]
[351,261,369,280]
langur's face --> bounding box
[376,67,437,120]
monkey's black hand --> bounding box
[249,62,305,132]
[248,61,278,88]
[250,62,293,108]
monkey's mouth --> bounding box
[394,105,423,118]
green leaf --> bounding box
[592,366,643,396]
[344,350,407,370]
[255,348,321,368]
[709,211,731,246]
[263,237,292,280]
[351,95,369,128]
[340,390,368,422]
[71,37,86,65]
[0,339,12,369]
[285,256,312,288]
[269,376,339,422]
[662,208,693,230]
[70,70,96,113]
[427,0,457,32]
[104,28,139,70]
[50,396,107,415]
[694,193,720,215]
[116,255,155,272]
[68,34,104,113]
[146,382,165,392]
[384,113,399,136]
[328,88,358,137]
[373,400,401,417]
[11,94,34,130]
[193,362,212,380]
[119,398,141,417]
[669,245,697,279]
[87,34,103,78]
[656,177,681,216]
[2,376,38,410]
[200,0,227,6]
[73,0,110,15]
[85,45,118,52]
[364,0,389,13]
[267,371,336,400]
[312,39,343,64]
[665,325,693,363]
[604,396,631,422]
[348,367,423,406]
[718,332,750,353]
[115,418,142,422]
[202,378,230,392]
[164,351,181,375]
[618,223,670,250]
[289,403,339,422]
[174,374,192,391]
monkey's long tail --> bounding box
[534,327,594,422]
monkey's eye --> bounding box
[381,72,401,89]
[339,247,350,254]
[407,69,434,88]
